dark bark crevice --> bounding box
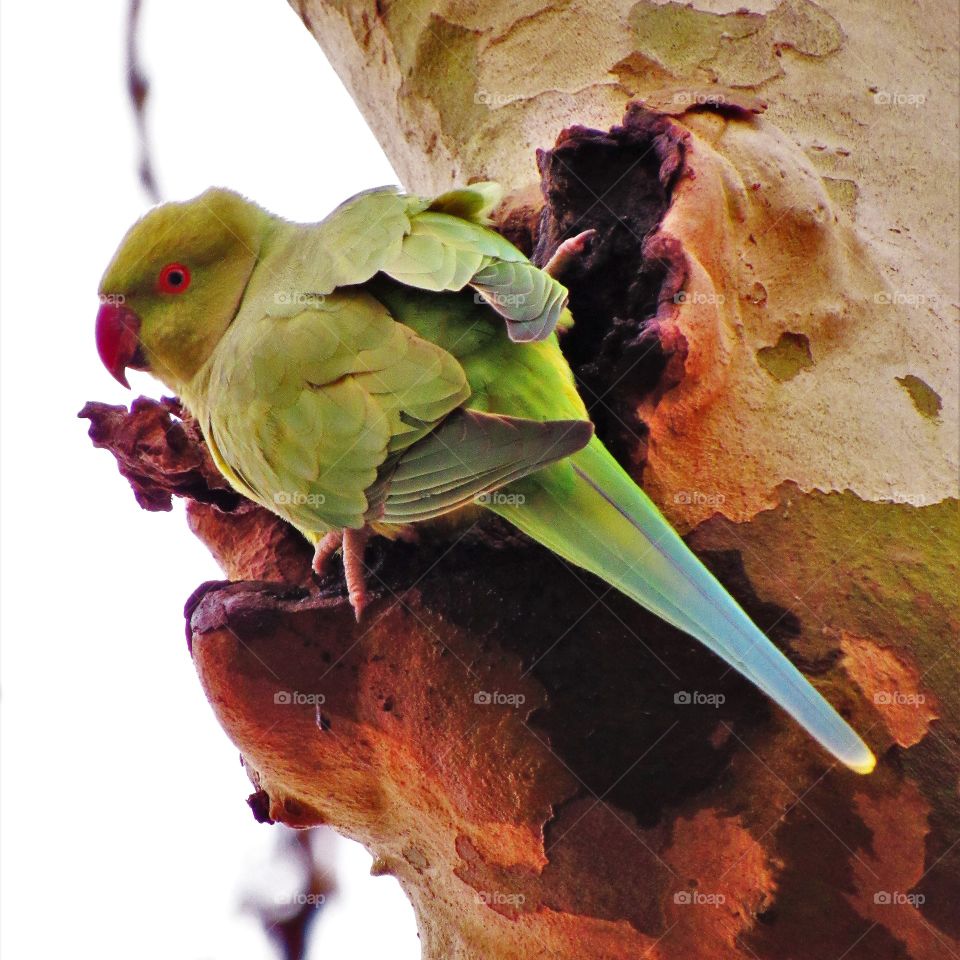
[532,104,690,466]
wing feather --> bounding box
[376,409,593,523]
[204,289,469,531]
[381,207,571,342]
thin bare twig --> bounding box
[125,0,161,202]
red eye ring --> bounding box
[158,262,191,294]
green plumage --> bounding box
[97,183,875,774]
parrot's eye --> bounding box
[158,263,191,294]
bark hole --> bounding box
[533,104,690,466]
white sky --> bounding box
[1,1,421,957]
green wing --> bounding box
[305,183,572,342]
[300,186,429,296]
[203,289,470,532]
[381,208,571,342]
[427,181,503,223]
[469,259,571,341]
[372,409,593,522]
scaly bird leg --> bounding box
[312,528,373,620]
[342,527,372,622]
[543,229,596,279]
[311,530,343,576]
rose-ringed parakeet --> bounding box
[95,183,875,774]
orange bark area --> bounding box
[848,784,948,960]
[662,810,778,960]
[841,633,941,749]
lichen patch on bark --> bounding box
[628,0,843,89]
[896,374,943,422]
[756,331,814,381]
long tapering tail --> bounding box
[491,438,875,774]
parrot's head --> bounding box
[96,188,270,393]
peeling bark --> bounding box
[84,3,959,957]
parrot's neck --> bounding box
[178,367,211,421]
[246,221,327,304]
[176,217,293,414]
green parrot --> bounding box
[95,182,875,774]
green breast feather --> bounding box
[204,288,471,532]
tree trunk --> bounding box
[84,2,958,957]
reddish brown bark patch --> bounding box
[80,397,315,585]
[79,397,239,512]
[848,784,949,960]
[663,809,778,960]
[841,632,941,749]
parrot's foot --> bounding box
[543,230,596,279]
[311,531,343,577]
[311,528,372,620]
[342,527,371,622]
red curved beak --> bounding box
[95,301,143,388]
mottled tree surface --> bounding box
[84,2,958,957]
